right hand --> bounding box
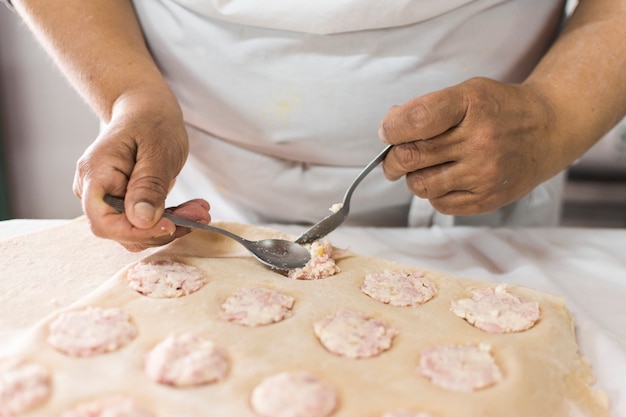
[73,93,208,252]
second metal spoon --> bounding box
[295,144,392,244]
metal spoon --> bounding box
[295,144,392,244]
[104,195,311,270]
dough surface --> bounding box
[0,222,609,417]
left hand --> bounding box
[101,198,212,252]
[378,77,562,216]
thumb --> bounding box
[124,161,177,229]
[378,87,467,145]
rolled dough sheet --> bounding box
[1,223,609,417]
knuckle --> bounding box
[405,102,430,129]
[430,198,454,214]
[127,175,170,199]
[406,172,430,198]
[395,142,423,170]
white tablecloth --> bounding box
[1,219,625,415]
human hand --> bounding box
[73,94,209,251]
[378,77,563,216]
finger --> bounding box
[124,150,185,229]
[168,199,211,224]
[425,177,517,216]
[82,182,177,250]
[378,87,467,145]
[159,199,210,240]
[429,191,479,216]
[382,132,463,181]
[428,190,504,216]
[404,161,477,200]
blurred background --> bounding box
[0,4,97,220]
[1,4,624,226]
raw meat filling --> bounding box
[451,284,540,333]
[250,372,337,417]
[219,287,295,327]
[144,333,229,387]
[0,360,51,416]
[126,260,206,298]
[361,269,437,306]
[47,307,137,357]
[288,240,340,280]
[313,308,398,359]
[417,343,502,392]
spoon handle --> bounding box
[161,212,248,244]
[342,144,392,208]
[103,194,248,245]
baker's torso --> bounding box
[134,0,566,226]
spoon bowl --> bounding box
[104,195,311,270]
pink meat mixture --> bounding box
[313,308,398,359]
[0,360,51,417]
[144,333,229,387]
[219,287,295,327]
[251,372,337,417]
[288,240,340,280]
[361,269,437,306]
[417,343,502,392]
[451,284,540,333]
[126,259,206,298]
[47,307,137,357]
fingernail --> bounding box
[378,125,387,142]
[134,201,156,221]
[158,225,175,237]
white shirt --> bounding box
[132,0,567,226]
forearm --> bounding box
[523,0,626,166]
[12,0,180,123]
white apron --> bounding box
[132,0,567,226]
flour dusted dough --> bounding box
[0,222,609,417]
[61,396,155,417]
[382,412,433,417]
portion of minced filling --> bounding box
[450,284,540,333]
[0,360,51,416]
[126,259,207,298]
[416,343,502,392]
[144,333,229,387]
[219,286,295,327]
[250,372,337,417]
[313,308,398,359]
[329,203,343,213]
[61,395,155,417]
[47,307,138,357]
[288,240,340,280]
[361,269,437,306]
